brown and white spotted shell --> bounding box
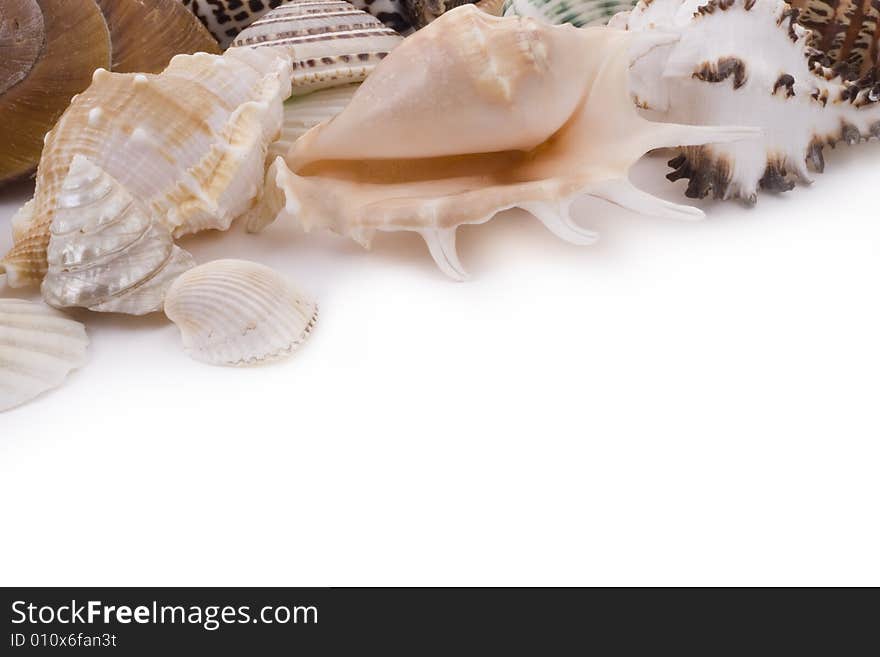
[182,0,288,47]
[611,0,880,202]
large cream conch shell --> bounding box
[164,259,318,366]
[249,6,758,279]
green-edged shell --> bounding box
[501,0,636,26]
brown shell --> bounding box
[792,0,880,78]
[0,0,111,183]
[95,0,220,73]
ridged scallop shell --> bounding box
[41,156,196,315]
[0,0,111,183]
[1,47,292,288]
[164,259,318,366]
[231,1,404,95]
[502,0,636,26]
[251,6,756,279]
[0,298,88,412]
[610,0,880,202]
[96,0,220,73]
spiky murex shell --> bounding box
[617,0,880,202]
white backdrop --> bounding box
[1,144,878,586]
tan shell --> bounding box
[253,7,757,279]
[95,0,220,74]
[1,47,292,288]
[164,259,318,366]
[0,0,111,183]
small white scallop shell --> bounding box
[164,260,317,367]
[41,155,196,315]
[0,298,89,412]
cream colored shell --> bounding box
[0,298,89,412]
[164,259,318,366]
[252,6,758,279]
[1,47,293,288]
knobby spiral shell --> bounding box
[250,6,757,279]
[1,47,292,289]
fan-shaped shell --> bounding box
[41,156,196,315]
[0,298,88,412]
[253,6,757,279]
[0,0,111,183]
[1,47,292,288]
[164,259,318,366]
[95,0,220,73]
[231,0,404,94]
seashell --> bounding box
[95,0,220,74]
[41,156,196,315]
[476,0,507,15]
[610,0,880,203]
[395,0,479,30]
[180,0,279,48]
[164,259,318,366]
[0,298,88,412]
[268,84,361,163]
[792,0,880,80]
[182,0,472,46]
[1,47,292,288]
[250,6,757,279]
[0,0,110,184]
[231,1,404,95]
[502,0,636,26]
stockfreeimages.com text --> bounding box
[11,600,317,631]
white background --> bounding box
[1,143,878,586]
